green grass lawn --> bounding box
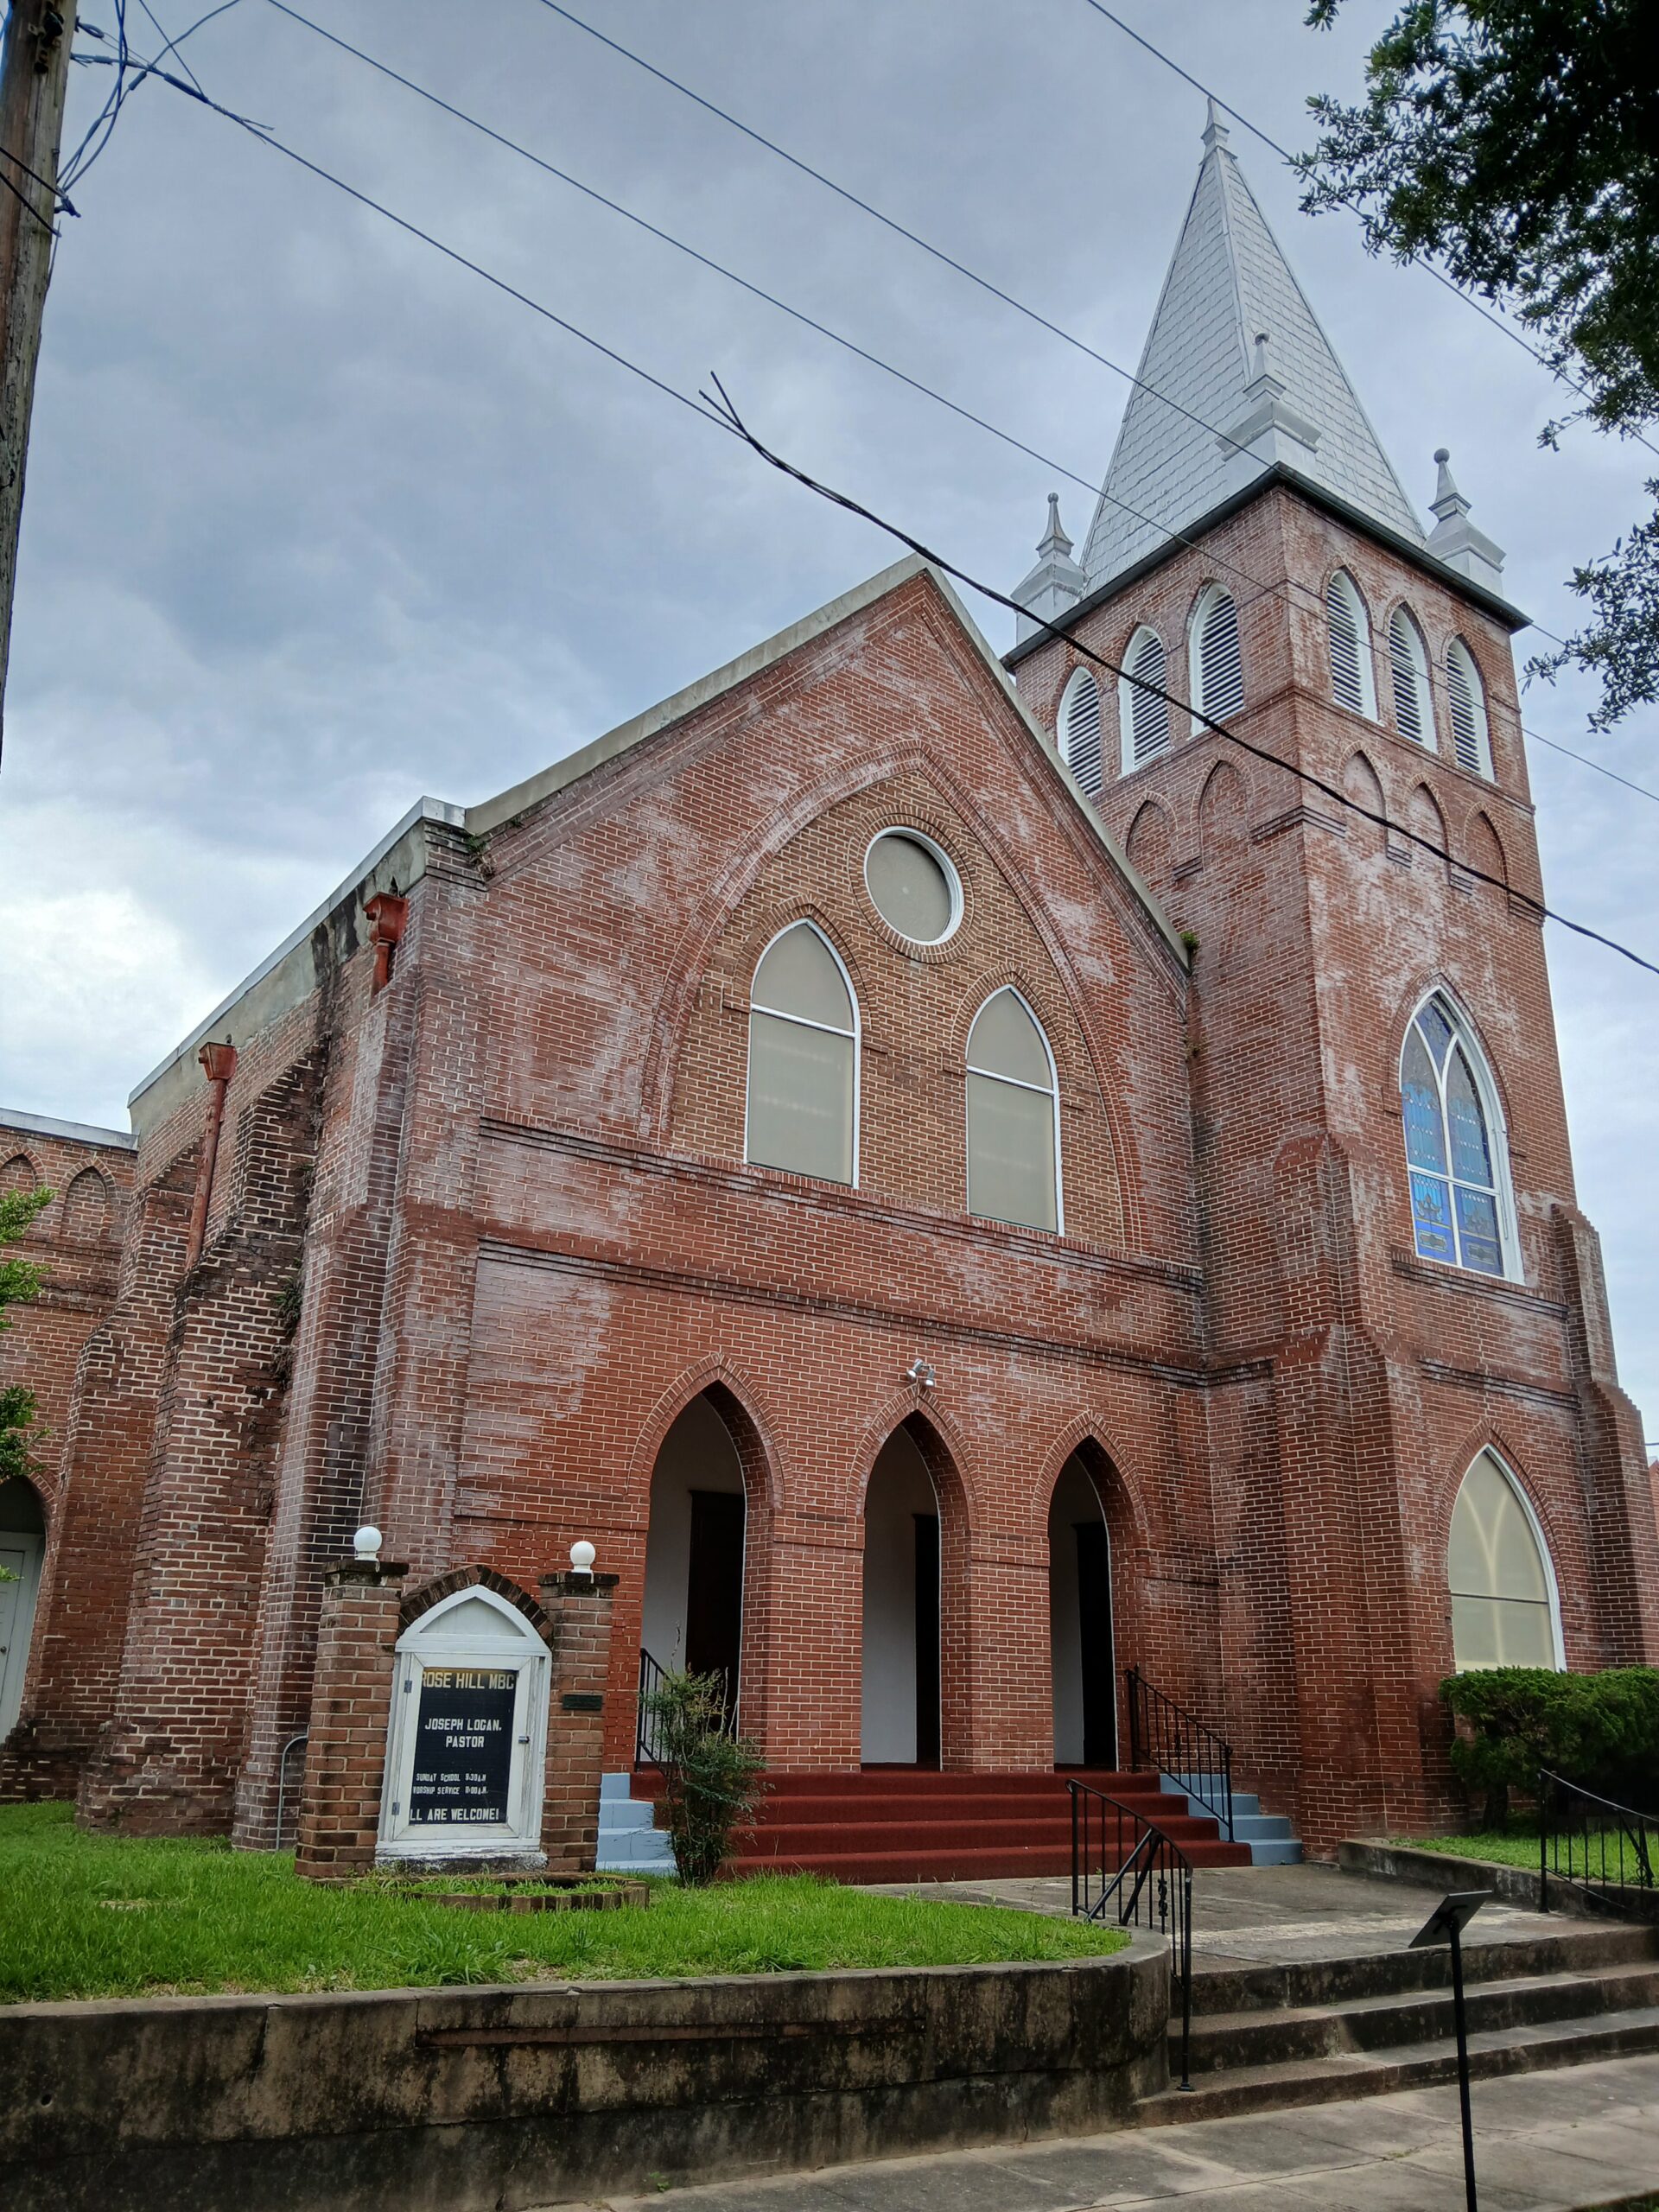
[1401,1824,1656,1883]
[0,1802,1125,2004]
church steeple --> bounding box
[1081,109,1425,591]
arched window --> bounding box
[61,1169,109,1242]
[1446,639,1492,777]
[1118,627,1170,772]
[1401,993,1514,1278]
[1448,1451,1562,1671]
[747,923,857,1185]
[1389,606,1435,748]
[966,988,1060,1233]
[1326,569,1377,719]
[1189,586,1243,723]
[1058,669,1104,799]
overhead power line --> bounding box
[697,378,1659,982]
[80,14,1658,978]
[264,0,1658,811]
[1074,0,1659,468]
[260,0,1296,624]
[104,37,1659,977]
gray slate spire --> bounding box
[1081,109,1425,591]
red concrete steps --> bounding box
[631,1764,1252,1882]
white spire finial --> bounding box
[1036,492,1073,559]
[1432,447,1462,512]
[1202,96,1230,153]
[1427,447,1505,588]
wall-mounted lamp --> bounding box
[905,1358,937,1391]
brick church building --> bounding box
[3,116,1656,1859]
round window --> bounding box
[864,830,961,945]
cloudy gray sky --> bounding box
[3,0,1656,1438]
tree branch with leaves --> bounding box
[1,1182,53,1502]
[1300,0,1659,728]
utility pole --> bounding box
[0,0,73,755]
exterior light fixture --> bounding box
[905,1359,937,1391]
[569,1539,597,1579]
[353,1525,383,1561]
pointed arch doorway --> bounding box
[1049,1450,1116,1769]
[0,1477,46,1739]
[861,1422,943,1766]
[640,1395,748,1720]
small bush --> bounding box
[644,1669,766,1886]
[1440,1667,1659,1823]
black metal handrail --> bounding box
[636,1646,666,1769]
[1070,1778,1197,2090]
[1538,1768,1657,1916]
[1125,1665,1234,1840]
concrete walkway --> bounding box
[596,2052,1659,2210]
[863,1860,1569,1971]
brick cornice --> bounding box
[1418,1358,1580,1412]
[474,1231,1251,1391]
[480,1118,1202,1297]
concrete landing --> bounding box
[861,1860,1568,1971]
[594,2049,1659,2210]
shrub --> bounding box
[1441,1668,1659,1824]
[643,1668,767,1886]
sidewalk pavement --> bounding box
[594,2051,1659,2212]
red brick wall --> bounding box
[37,540,1658,1860]
[0,1122,136,1798]
[293,1558,406,1882]
[1014,485,1659,1839]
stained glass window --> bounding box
[1400,995,1510,1277]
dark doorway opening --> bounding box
[1074,1519,1116,1768]
[684,1488,745,1718]
[1050,1452,1116,1768]
[913,1511,940,1768]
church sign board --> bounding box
[378,1586,551,1866]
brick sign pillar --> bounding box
[537,1569,620,1873]
[294,1554,407,1883]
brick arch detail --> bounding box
[398,1562,554,1644]
[1,1151,39,1192]
[648,751,1155,1252]
[1433,1420,1571,1579]
[627,1354,785,1518]
[1465,806,1510,887]
[849,1387,977,1538]
[852,1395,978,1771]
[1198,759,1252,848]
[1032,1414,1152,1559]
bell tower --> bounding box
[1008,113,1659,1847]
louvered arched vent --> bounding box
[1326,570,1376,718]
[1446,640,1491,777]
[1193,588,1243,721]
[1121,628,1170,769]
[1059,670,1104,798]
[1389,606,1434,747]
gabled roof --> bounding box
[1082,108,1424,591]
[473,555,1185,963]
[128,558,1189,1130]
